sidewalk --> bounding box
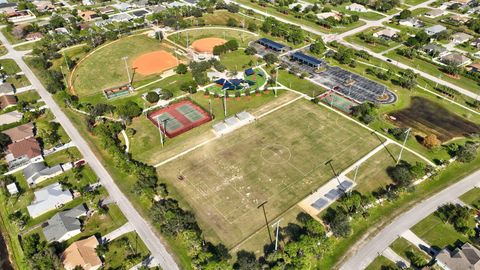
[382,247,410,268]
[401,230,434,255]
[101,222,134,243]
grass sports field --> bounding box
[70,35,179,98]
[157,99,380,247]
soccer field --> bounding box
[158,100,380,248]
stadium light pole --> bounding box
[122,56,131,84]
[271,219,282,251]
[325,159,344,192]
[397,128,411,164]
[258,201,273,244]
[156,116,164,148]
[274,66,279,97]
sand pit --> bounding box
[191,38,227,53]
[132,50,178,75]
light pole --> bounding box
[325,159,343,191]
[156,116,164,148]
[122,56,131,84]
[258,201,273,244]
[274,66,279,97]
[397,128,411,164]
[271,219,282,251]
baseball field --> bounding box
[157,99,381,248]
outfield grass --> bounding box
[366,255,397,270]
[459,187,480,209]
[346,144,425,194]
[158,99,380,247]
[390,237,432,263]
[411,213,470,250]
[71,35,180,98]
[168,27,257,49]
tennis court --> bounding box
[319,91,359,113]
[147,100,212,137]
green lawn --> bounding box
[390,237,432,263]
[219,50,259,71]
[405,0,430,5]
[366,255,397,270]
[460,187,480,209]
[6,74,30,88]
[277,70,326,97]
[44,147,82,166]
[411,213,470,250]
[345,28,400,54]
[16,90,40,103]
[13,41,40,51]
[103,232,150,269]
[0,59,21,75]
[71,34,180,98]
[346,144,426,194]
[1,28,23,45]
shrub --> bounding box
[146,91,160,103]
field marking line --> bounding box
[339,141,391,177]
[256,95,303,119]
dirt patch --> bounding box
[191,38,226,53]
[390,96,480,142]
[132,50,178,76]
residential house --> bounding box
[0,95,16,110]
[422,43,449,57]
[447,14,470,24]
[373,28,398,40]
[346,3,367,12]
[23,162,64,186]
[0,83,15,95]
[62,236,102,270]
[55,27,69,35]
[26,182,73,218]
[425,24,447,36]
[3,123,35,143]
[98,6,114,14]
[0,2,17,14]
[25,32,43,41]
[6,136,43,169]
[43,204,87,242]
[110,13,132,22]
[467,62,480,72]
[436,243,480,270]
[131,9,149,18]
[399,17,424,28]
[33,1,55,12]
[441,52,472,66]
[471,38,480,49]
[6,182,18,195]
[0,110,23,125]
[8,10,36,23]
[79,10,98,22]
[425,9,446,18]
[166,1,188,8]
[111,2,131,11]
[82,0,94,6]
[451,32,473,44]
[148,4,165,13]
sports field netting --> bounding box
[147,100,212,137]
[319,91,359,113]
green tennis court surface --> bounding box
[320,91,358,113]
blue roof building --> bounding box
[291,52,324,68]
[257,38,289,52]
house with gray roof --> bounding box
[425,25,447,36]
[422,43,449,57]
[0,83,14,95]
[441,52,472,66]
[436,243,480,270]
[27,182,73,218]
[43,204,87,242]
[23,162,64,186]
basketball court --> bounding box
[147,100,211,138]
[132,50,178,75]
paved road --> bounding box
[230,0,480,100]
[340,169,480,270]
[0,30,179,270]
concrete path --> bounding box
[382,247,410,268]
[401,230,434,255]
[121,130,129,153]
[340,169,480,270]
[101,222,135,243]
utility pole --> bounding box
[156,116,164,148]
[122,56,131,84]
[258,201,273,244]
[271,219,282,251]
[397,128,411,164]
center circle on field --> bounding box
[261,144,291,164]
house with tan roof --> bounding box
[3,123,34,142]
[451,32,473,44]
[25,32,43,41]
[436,243,480,270]
[0,95,16,110]
[62,235,102,270]
[373,28,398,40]
[441,52,472,66]
[79,10,98,21]
[6,137,43,169]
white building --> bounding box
[346,3,367,12]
